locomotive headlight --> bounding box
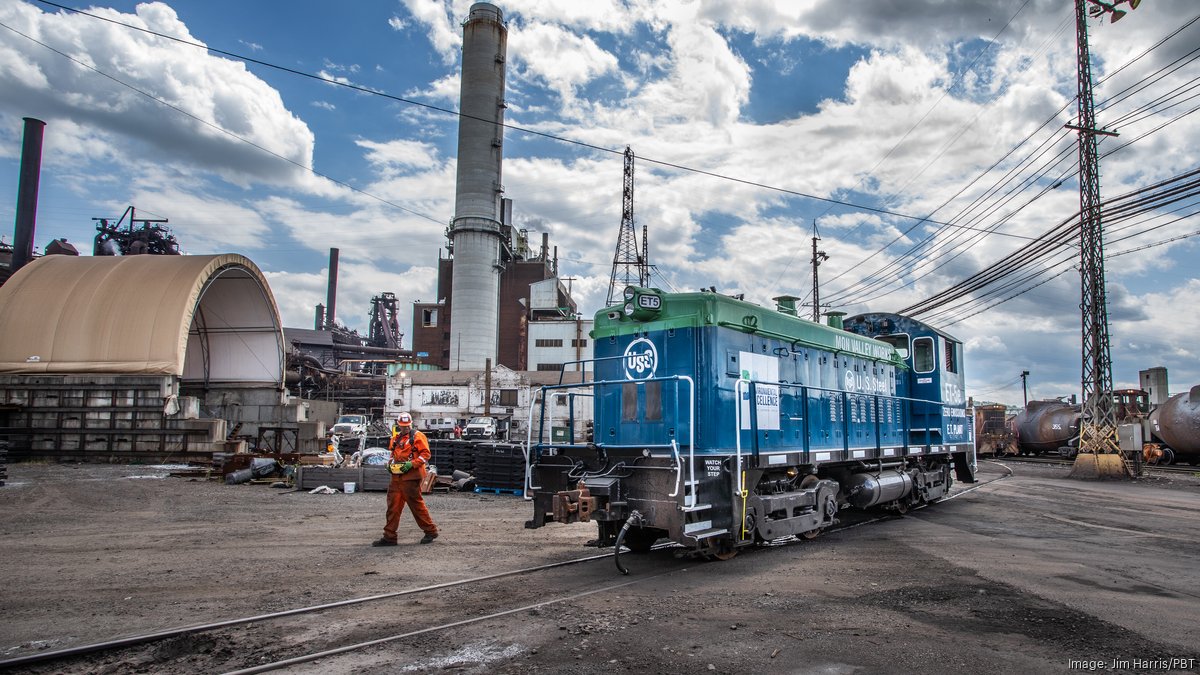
[623,286,636,301]
[624,302,635,317]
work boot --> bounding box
[372,538,397,547]
[419,532,438,544]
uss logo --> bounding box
[623,338,658,380]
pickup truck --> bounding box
[330,414,369,436]
[462,416,497,440]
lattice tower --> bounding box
[606,146,650,305]
[1074,0,1119,455]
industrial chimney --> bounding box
[448,3,507,370]
[326,247,339,330]
[11,117,46,274]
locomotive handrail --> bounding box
[732,377,962,459]
[734,378,750,498]
[556,354,626,386]
[669,439,682,498]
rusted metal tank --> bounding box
[1149,385,1200,463]
[1013,399,1080,454]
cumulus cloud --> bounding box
[508,22,618,104]
[0,1,316,186]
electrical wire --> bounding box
[822,13,1200,308]
[0,19,446,225]
[29,0,950,228]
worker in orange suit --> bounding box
[373,412,439,546]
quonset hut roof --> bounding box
[0,254,284,384]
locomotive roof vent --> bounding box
[772,295,801,317]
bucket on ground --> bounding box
[343,482,356,494]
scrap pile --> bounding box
[156,433,530,498]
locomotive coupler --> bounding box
[551,486,597,524]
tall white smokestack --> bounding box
[449,2,507,370]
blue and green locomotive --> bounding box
[525,287,975,560]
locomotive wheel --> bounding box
[709,547,738,561]
[800,528,823,540]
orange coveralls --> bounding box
[382,428,438,542]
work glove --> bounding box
[400,461,413,474]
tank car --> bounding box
[524,288,975,562]
[1148,385,1200,465]
[974,404,1017,457]
[1013,399,1080,456]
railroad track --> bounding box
[0,471,1012,673]
[991,454,1200,475]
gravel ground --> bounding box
[1,460,1198,674]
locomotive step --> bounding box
[681,502,713,512]
[683,527,729,540]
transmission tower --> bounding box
[606,146,650,305]
[1072,0,1137,464]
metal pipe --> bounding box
[12,117,46,273]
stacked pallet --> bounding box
[473,442,525,495]
[450,440,477,474]
[429,438,455,475]
[430,439,477,475]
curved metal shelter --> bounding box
[0,254,284,384]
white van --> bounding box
[421,416,456,438]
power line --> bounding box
[30,0,949,228]
[822,12,1200,307]
[901,168,1200,322]
[0,19,446,226]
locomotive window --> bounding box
[913,337,935,373]
[877,334,909,359]
[622,383,638,421]
[645,381,663,421]
[944,338,959,374]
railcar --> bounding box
[973,404,1018,457]
[524,288,976,561]
[1148,385,1200,465]
[1012,399,1081,456]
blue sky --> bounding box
[1,0,1198,407]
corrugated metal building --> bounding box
[0,254,333,461]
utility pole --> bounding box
[1020,370,1030,407]
[810,222,828,322]
[1071,0,1138,477]
[606,147,651,305]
